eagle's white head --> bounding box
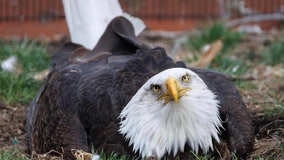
[119,68,221,159]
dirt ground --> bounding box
[0,31,283,159]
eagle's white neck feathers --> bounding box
[119,68,221,159]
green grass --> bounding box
[233,79,256,90]
[186,23,247,76]
[262,41,284,66]
[99,152,131,160]
[0,148,29,160]
[259,105,284,121]
[0,40,50,106]
[187,23,242,52]
[282,146,284,157]
[209,55,248,76]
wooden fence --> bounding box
[0,0,283,39]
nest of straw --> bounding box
[31,149,93,160]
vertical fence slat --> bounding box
[2,0,6,21]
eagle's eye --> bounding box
[151,84,161,94]
[182,74,191,83]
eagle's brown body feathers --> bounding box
[27,17,254,159]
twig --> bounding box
[259,120,284,134]
[226,13,284,28]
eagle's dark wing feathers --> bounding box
[29,65,88,159]
[192,68,254,158]
[27,17,151,159]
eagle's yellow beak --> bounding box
[159,77,191,104]
[166,77,179,103]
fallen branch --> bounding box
[226,13,284,28]
[193,40,223,68]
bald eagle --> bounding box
[27,17,254,159]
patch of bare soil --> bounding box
[0,103,29,154]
